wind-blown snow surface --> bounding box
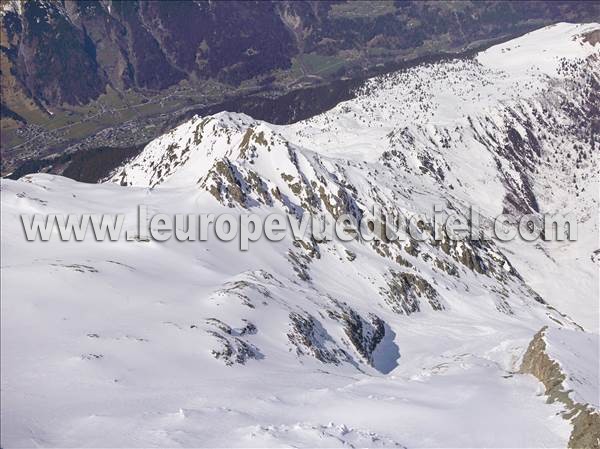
[1,23,598,448]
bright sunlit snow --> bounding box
[1,23,598,448]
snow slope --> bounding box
[1,23,598,448]
[544,327,600,410]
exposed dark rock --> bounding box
[520,327,600,449]
[287,311,350,364]
[327,302,386,366]
[382,270,444,315]
[209,330,262,366]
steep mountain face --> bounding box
[1,0,106,106]
[0,0,295,104]
[2,0,598,108]
[1,23,598,448]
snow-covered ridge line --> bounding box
[520,326,600,448]
[110,23,599,216]
[105,24,599,334]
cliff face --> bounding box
[520,327,600,449]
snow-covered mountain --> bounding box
[1,23,598,448]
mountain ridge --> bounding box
[1,22,598,448]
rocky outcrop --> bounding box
[208,330,262,366]
[287,311,351,365]
[327,300,386,366]
[520,327,600,449]
[381,270,444,315]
